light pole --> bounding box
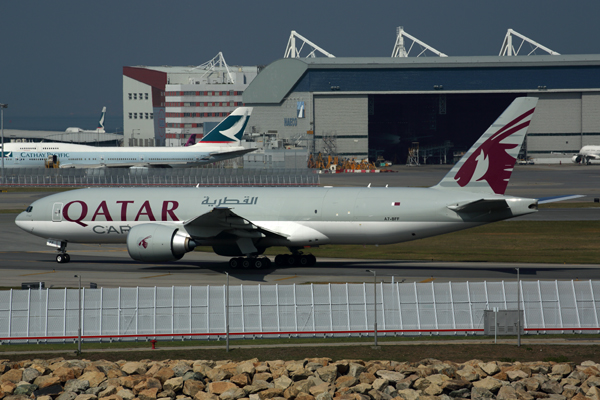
[516,268,521,347]
[74,274,82,355]
[225,271,230,352]
[366,270,378,348]
[1,103,7,185]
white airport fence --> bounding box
[0,168,319,187]
[0,280,599,344]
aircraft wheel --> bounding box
[64,254,71,263]
[253,258,264,269]
[56,254,67,264]
[286,254,296,266]
[275,255,285,266]
[229,258,240,269]
[308,254,316,266]
[242,258,251,269]
[262,257,272,268]
[298,255,310,266]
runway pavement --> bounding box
[1,164,598,288]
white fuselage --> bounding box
[0,142,245,168]
[15,186,537,248]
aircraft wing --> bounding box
[206,148,257,162]
[183,207,287,240]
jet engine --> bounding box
[572,155,582,163]
[127,224,196,262]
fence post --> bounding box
[154,287,157,335]
[135,287,139,338]
[45,287,49,340]
[590,280,599,330]
[537,280,546,330]
[8,289,13,341]
[328,283,333,333]
[431,281,438,331]
[380,282,386,331]
[396,282,403,332]
[414,282,421,331]
[99,288,103,338]
[293,284,298,334]
[311,283,316,333]
[63,288,67,341]
[466,282,474,330]
[257,284,262,335]
[572,280,582,330]
[346,283,350,334]
[276,284,280,337]
[449,281,456,332]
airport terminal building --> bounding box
[242,54,600,164]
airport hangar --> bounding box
[242,54,600,164]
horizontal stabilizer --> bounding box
[447,198,509,213]
[538,195,586,204]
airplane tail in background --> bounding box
[434,97,538,195]
[197,107,252,144]
[97,107,106,133]
[184,134,197,147]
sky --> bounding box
[2,0,600,122]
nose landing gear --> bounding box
[49,240,70,263]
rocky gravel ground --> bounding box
[1,357,600,400]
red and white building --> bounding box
[123,54,259,147]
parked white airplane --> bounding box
[0,108,254,168]
[15,97,579,267]
[64,106,107,134]
[572,145,600,164]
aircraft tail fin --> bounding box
[434,97,538,195]
[97,106,107,133]
[184,134,197,147]
[197,107,252,144]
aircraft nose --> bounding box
[15,211,32,232]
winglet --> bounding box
[434,97,538,195]
[197,107,253,144]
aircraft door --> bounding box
[52,202,63,222]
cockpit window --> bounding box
[26,206,33,213]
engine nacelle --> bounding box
[572,155,582,163]
[127,224,196,262]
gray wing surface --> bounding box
[183,207,287,240]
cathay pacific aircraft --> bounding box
[15,97,583,267]
[0,108,254,168]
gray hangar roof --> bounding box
[243,54,600,104]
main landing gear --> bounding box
[275,253,316,267]
[228,257,272,269]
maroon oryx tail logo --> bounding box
[454,108,534,195]
[139,235,151,249]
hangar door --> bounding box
[313,95,368,159]
[527,92,600,154]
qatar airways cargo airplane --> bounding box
[1,108,255,168]
[15,97,580,268]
